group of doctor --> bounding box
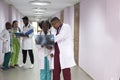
[36,17,76,80]
[0,16,76,80]
[0,16,34,70]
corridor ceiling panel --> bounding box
[4,0,80,21]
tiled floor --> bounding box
[0,41,94,80]
[0,65,93,80]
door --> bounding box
[60,10,64,22]
[74,3,80,65]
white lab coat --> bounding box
[0,29,10,53]
[35,30,54,69]
[51,23,76,69]
[22,24,34,50]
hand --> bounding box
[50,54,54,57]
[3,39,8,42]
[25,34,29,37]
[21,34,28,37]
[46,45,52,50]
[41,45,44,47]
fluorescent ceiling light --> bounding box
[34,11,45,13]
[33,8,46,12]
[34,12,44,15]
[34,15,42,17]
[34,15,42,18]
[30,1,51,6]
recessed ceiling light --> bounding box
[30,0,51,6]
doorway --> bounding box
[74,3,80,65]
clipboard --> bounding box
[14,32,24,36]
[14,29,33,36]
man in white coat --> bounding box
[51,17,76,80]
[19,16,34,69]
[0,22,12,70]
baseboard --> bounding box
[78,66,95,80]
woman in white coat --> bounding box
[51,17,76,80]
[36,20,54,80]
[19,16,34,69]
[0,22,12,70]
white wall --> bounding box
[79,0,120,80]
[104,0,120,79]
[64,6,74,25]
[0,0,9,32]
[79,0,106,80]
[51,11,61,19]
[9,5,23,29]
[64,6,74,35]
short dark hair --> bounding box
[39,20,51,29]
[5,22,11,29]
[50,17,60,22]
[22,16,29,20]
[6,22,11,26]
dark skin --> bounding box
[6,22,12,30]
[51,19,62,29]
[21,19,29,37]
[23,19,29,27]
[42,23,49,35]
[41,22,53,57]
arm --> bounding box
[55,24,70,42]
[0,29,8,42]
[26,27,34,38]
[18,27,21,32]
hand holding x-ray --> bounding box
[34,34,54,46]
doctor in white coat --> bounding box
[19,16,34,69]
[51,17,76,80]
[0,22,12,70]
[36,20,54,80]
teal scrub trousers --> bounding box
[2,52,11,69]
[40,56,51,80]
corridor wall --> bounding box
[9,5,23,30]
[64,6,74,36]
[0,0,9,32]
[79,0,120,80]
[79,0,105,79]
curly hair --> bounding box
[39,20,51,29]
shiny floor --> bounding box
[0,65,93,80]
[0,41,94,80]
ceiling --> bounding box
[4,0,80,21]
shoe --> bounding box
[10,66,15,68]
[29,64,34,69]
[19,63,25,67]
[1,67,10,70]
[14,64,19,67]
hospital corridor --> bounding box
[1,0,120,80]
[0,46,93,80]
